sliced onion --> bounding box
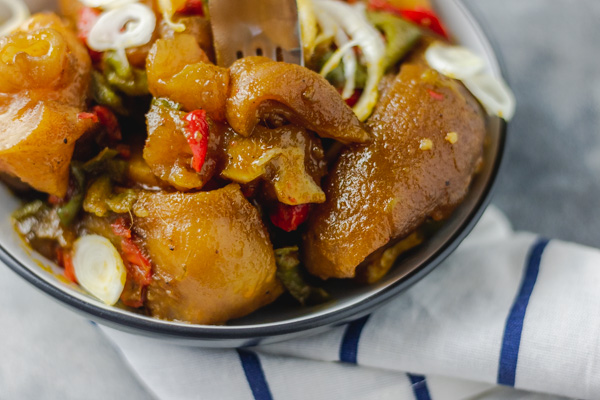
[0,0,30,37]
[463,74,516,121]
[313,6,337,47]
[80,0,137,9]
[425,43,485,80]
[314,0,385,121]
[425,42,515,121]
[336,31,358,100]
[298,0,318,61]
[72,235,126,306]
[87,3,156,53]
[320,38,359,100]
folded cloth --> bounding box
[102,206,600,400]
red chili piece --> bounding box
[270,203,312,232]
[93,105,122,141]
[77,112,99,122]
[111,219,151,286]
[111,218,132,239]
[367,0,449,39]
[177,0,205,16]
[48,195,62,205]
[344,90,362,107]
[120,239,153,287]
[63,252,78,284]
[111,218,153,308]
[399,9,449,39]
[76,7,103,63]
[57,248,78,284]
[427,89,444,100]
[184,110,210,173]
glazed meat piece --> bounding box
[158,15,215,62]
[146,35,229,121]
[227,57,370,144]
[133,184,283,324]
[144,102,222,190]
[303,62,486,279]
[0,14,94,197]
[221,124,327,205]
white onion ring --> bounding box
[314,0,386,121]
[72,235,126,306]
[87,3,156,53]
[463,74,516,121]
[425,43,485,80]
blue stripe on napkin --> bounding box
[407,374,432,400]
[237,349,273,400]
[339,315,371,364]
[497,238,550,386]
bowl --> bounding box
[0,0,507,347]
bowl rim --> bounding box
[0,0,508,342]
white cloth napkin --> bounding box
[101,206,600,400]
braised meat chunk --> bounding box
[0,14,94,197]
[303,63,485,279]
[5,0,515,325]
[146,35,229,121]
[227,57,370,144]
[221,124,327,206]
[144,101,223,191]
[133,185,283,324]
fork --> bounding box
[208,0,304,67]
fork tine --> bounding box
[260,41,278,61]
[242,36,276,60]
[280,48,303,65]
[209,0,304,67]
[243,40,262,59]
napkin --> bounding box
[101,206,600,400]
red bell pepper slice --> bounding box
[183,110,210,173]
[48,195,62,205]
[399,9,449,39]
[344,90,362,107]
[93,105,122,141]
[111,217,132,239]
[63,252,78,284]
[177,0,205,16]
[367,0,449,39]
[111,218,153,308]
[76,7,103,63]
[120,239,153,287]
[78,106,122,141]
[111,218,152,287]
[270,203,312,232]
[77,112,99,123]
[57,247,78,284]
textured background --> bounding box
[1,0,598,398]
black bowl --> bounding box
[0,0,507,347]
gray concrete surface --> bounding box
[1,0,598,398]
[474,0,600,248]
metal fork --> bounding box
[208,0,304,67]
